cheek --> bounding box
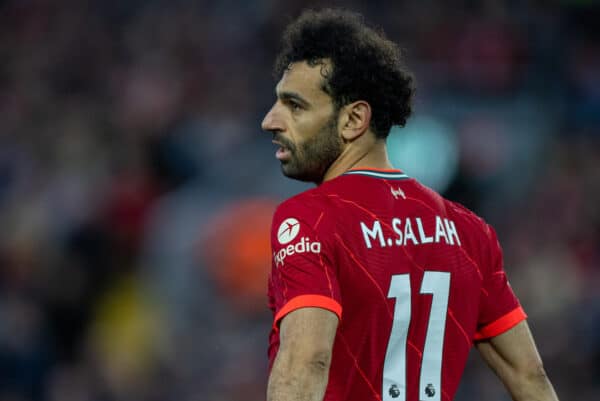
[293,118,322,144]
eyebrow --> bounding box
[277,90,311,108]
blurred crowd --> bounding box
[0,0,599,400]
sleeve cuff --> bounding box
[474,306,527,341]
[273,294,342,331]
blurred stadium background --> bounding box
[0,0,599,400]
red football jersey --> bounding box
[268,168,526,401]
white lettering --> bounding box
[392,218,403,245]
[434,216,448,244]
[444,219,461,246]
[360,216,461,250]
[416,217,434,244]
[404,218,419,245]
[295,237,306,253]
[274,237,322,267]
[361,221,385,249]
[274,249,286,265]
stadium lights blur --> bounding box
[387,116,459,194]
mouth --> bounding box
[272,139,292,161]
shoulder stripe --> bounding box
[273,294,342,331]
[474,306,527,341]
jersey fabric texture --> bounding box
[268,168,526,401]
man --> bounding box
[262,9,559,401]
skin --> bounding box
[262,60,559,401]
[476,321,559,401]
[267,308,338,401]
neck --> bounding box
[322,138,393,183]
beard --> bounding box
[276,114,343,184]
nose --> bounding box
[261,103,284,133]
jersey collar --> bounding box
[342,167,409,180]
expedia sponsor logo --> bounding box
[277,218,300,244]
[273,237,321,267]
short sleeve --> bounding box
[269,202,342,330]
[474,225,526,340]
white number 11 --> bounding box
[383,272,450,401]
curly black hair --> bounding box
[274,8,415,138]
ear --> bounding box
[339,101,372,142]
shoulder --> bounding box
[272,187,331,228]
[444,199,499,248]
[441,200,506,277]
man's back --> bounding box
[268,169,525,401]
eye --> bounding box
[288,100,302,111]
